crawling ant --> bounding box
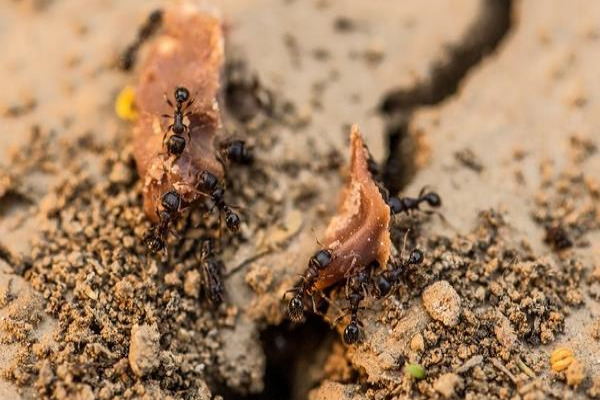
[161,87,194,158]
[143,190,182,253]
[199,239,225,305]
[387,187,441,215]
[338,264,374,344]
[373,249,423,298]
[219,140,253,165]
[119,9,163,71]
[196,170,241,232]
[286,249,333,322]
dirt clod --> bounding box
[128,323,160,377]
[565,359,585,387]
[422,280,461,327]
[433,372,462,398]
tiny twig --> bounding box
[516,356,536,379]
[491,358,517,384]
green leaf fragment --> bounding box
[405,363,426,379]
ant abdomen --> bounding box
[224,208,241,232]
[161,190,181,212]
[343,321,360,344]
[423,192,441,207]
[309,249,333,270]
[166,135,186,156]
[220,140,253,165]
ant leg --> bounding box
[162,126,174,146]
[163,93,174,108]
[185,98,195,110]
[169,228,180,240]
[424,210,458,232]
[282,287,302,300]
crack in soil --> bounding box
[380,0,513,194]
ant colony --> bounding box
[128,3,253,305]
[285,125,441,344]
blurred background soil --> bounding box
[1,0,599,399]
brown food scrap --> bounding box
[314,125,391,290]
[132,2,225,222]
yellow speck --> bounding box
[115,85,138,121]
[551,347,575,372]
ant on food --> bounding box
[286,249,333,322]
[143,190,182,254]
[162,86,194,158]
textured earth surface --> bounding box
[1,0,599,399]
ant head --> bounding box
[343,321,360,344]
[309,249,333,270]
[374,274,392,298]
[424,192,441,207]
[288,295,305,322]
[174,86,190,103]
[408,249,424,265]
[161,190,181,212]
[387,196,402,215]
[143,230,165,253]
[225,210,241,232]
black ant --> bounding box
[286,249,333,322]
[162,87,194,158]
[386,187,441,215]
[338,264,374,344]
[219,140,254,165]
[143,190,182,254]
[196,170,241,232]
[373,249,423,298]
[199,239,225,305]
[119,9,163,71]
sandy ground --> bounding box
[1,0,599,399]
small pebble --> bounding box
[128,323,160,377]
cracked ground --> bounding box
[1,1,600,399]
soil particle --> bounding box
[422,280,461,328]
[433,372,462,398]
[128,323,160,377]
[565,359,585,387]
[309,380,365,400]
[410,333,425,353]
